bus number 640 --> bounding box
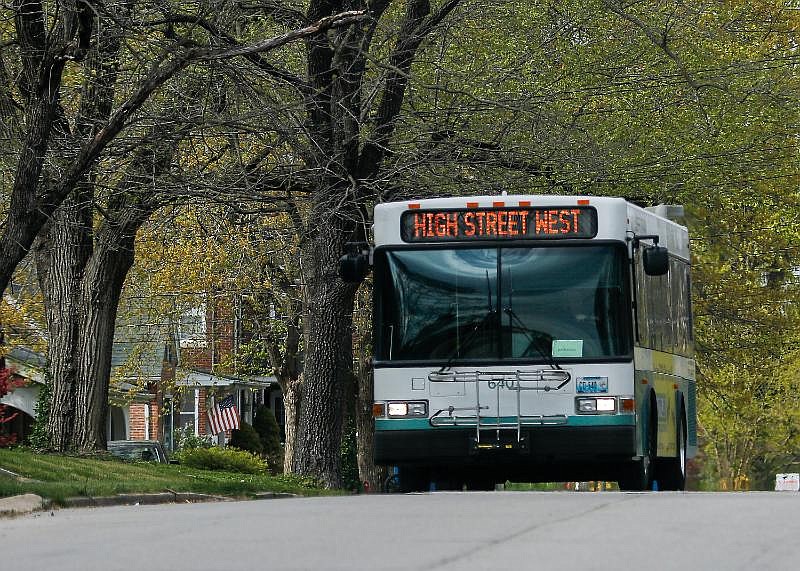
[488,380,518,390]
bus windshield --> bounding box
[374,244,632,364]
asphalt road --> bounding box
[2,491,799,570]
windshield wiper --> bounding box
[435,310,495,375]
[436,270,496,374]
[504,268,563,372]
[503,307,564,372]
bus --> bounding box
[341,195,696,491]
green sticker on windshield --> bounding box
[552,339,583,358]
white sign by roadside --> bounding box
[774,473,800,491]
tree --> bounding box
[281,0,464,488]
[352,280,387,491]
[129,206,306,471]
[226,214,305,474]
[1,0,368,451]
[35,122,187,451]
[691,200,800,488]
[0,1,366,298]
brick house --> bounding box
[2,294,284,449]
[120,295,281,450]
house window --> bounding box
[107,406,127,440]
[179,306,207,348]
[165,390,200,452]
[177,389,199,433]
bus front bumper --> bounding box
[375,423,636,467]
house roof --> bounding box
[6,337,271,392]
[6,346,46,377]
[4,296,274,396]
[110,322,168,382]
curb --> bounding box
[0,490,297,517]
[252,492,297,500]
[60,491,231,508]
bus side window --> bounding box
[637,254,693,358]
[669,259,692,357]
[686,272,694,350]
[652,272,667,352]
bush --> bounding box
[174,426,213,451]
[175,446,268,474]
[340,418,360,492]
[229,422,263,455]
[252,406,282,458]
[27,376,51,450]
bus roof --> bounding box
[373,195,689,260]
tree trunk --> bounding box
[353,285,385,491]
[355,356,386,492]
[34,190,92,451]
[282,378,301,474]
[72,231,137,450]
[0,0,76,296]
[292,216,358,487]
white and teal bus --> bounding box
[342,195,695,491]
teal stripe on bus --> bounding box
[375,415,635,431]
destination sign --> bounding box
[400,207,598,242]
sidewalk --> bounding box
[0,493,44,516]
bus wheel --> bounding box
[618,458,651,491]
[618,404,657,491]
[657,407,687,491]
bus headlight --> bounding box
[576,397,617,414]
[386,401,428,418]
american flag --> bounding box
[209,394,240,434]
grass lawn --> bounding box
[0,447,332,504]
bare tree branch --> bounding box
[208,11,367,60]
[357,0,464,179]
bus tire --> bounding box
[618,398,657,491]
[657,405,687,491]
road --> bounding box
[1,491,798,570]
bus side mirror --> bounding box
[338,243,371,283]
[643,245,669,276]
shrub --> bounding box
[340,418,360,492]
[229,422,263,455]
[27,376,51,450]
[252,406,282,458]
[175,446,268,474]
[174,426,213,451]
